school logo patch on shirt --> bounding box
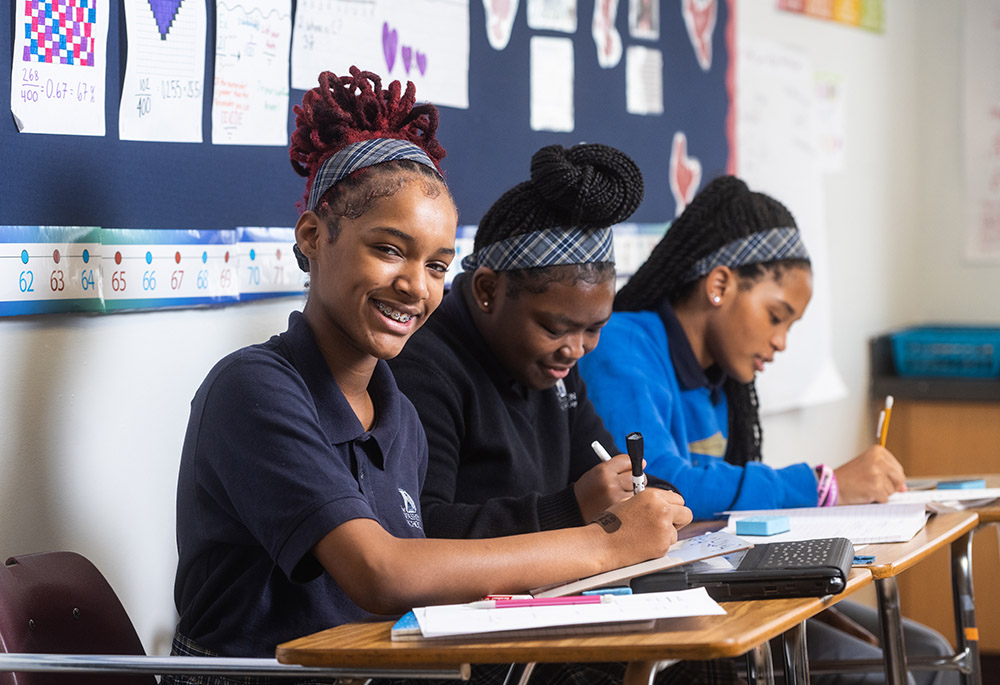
[398,488,422,529]
[554,379,578,411]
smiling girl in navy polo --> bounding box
[166,68,692,685]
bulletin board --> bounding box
[1,1,732,230]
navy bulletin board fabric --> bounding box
[1,1,731,229]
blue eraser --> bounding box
[736,515,791,536]
[583,586,632,596]
[937,479,986,490]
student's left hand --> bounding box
[574,454,644,523]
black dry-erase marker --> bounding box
[625,431,645,494]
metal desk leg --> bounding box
[952,531,982,685]
[501,662,536,685]
[623,661,658,685]
[781,622,810,685]
[875,575,908,685]
[746,641,775,685]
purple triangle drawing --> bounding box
[147,0,184,40]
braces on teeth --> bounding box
[377,301,412,323]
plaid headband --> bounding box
[682,227,810,282]
[461,227,615,272]
[306,138,439,211]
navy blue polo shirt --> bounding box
[173,311,427,657]
[656,298,727,404]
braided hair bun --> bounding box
[474,143,644,251]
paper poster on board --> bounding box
[681,0,716,72]
[527,0,576,33]
[736,37,846,413]
[119,0,207,142]
[11,0,109,135]
[629,0,658,40]
[592,0,622,68]
[963,0,1000,262]
[212,0,291,146]
[530,36,574,132]
[625,45,662,115]
[482,0,519,50]
[291,0,469,109]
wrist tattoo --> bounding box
[591,511,622,534]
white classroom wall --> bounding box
[0,300,301,654]
[1,0,997,655]
[743,0,1000,471]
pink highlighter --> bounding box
[466,595,612,609]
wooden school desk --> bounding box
[893,476,1000,663]
[809,510,981,685]
[870,333,1000,654]
[276,568,872,685]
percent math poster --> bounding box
[119,0,207,142]
[212,0,291,146]
[10,0,109,135]
[963,0,1000,262]
[290,0,469,109]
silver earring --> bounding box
[711,294,721,304]
[482,301,489,308]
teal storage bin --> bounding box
[891,326,1000,378]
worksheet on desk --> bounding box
[889,489,1000,507]
[724,503,928,545]
[415,587,725,639]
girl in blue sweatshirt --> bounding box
[578,175,954,685]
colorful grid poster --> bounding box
[10,0,109,134]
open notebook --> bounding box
[721,503,928,545]
[889,487,1000,512]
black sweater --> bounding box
[388,275,622,539]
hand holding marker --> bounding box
[626,432,645,495]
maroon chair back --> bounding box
[0,551,157,685]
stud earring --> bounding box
[711,294,721,304]
[482,301,489,308]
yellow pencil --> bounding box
[877,395,894,447]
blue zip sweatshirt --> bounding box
[577,305,817,520]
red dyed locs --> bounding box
[289,66,447,209]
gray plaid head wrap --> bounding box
[461,227,615,272]
[682,227,810,282]
[306,137,439,212]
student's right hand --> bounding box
[573,454,640,523]
[834,445,907,504]
[593,489,692,568]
